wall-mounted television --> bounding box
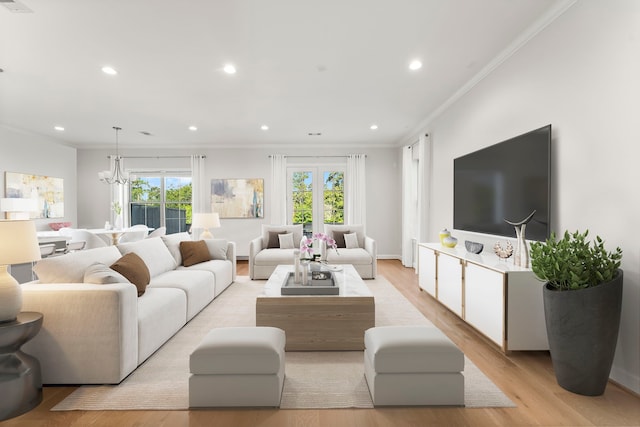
[453,124,551,242]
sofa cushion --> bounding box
[325,248,372,265]
[118,237,177,277]
[261,224,303,249]
[110,252,151,296]
[161,232,192,265]
[278,233,295,249]
[180,240,211,267]
[204,239,228,260]
[83,262,130,284]
[254,248,299,266]
[345,232,359,249]
[267,231,286,249]
[331,229,351,248]
[325,224,365,248]
[33,246,123,283]
[150,269,215,320]
[177,260,233,297]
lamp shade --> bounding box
[0,220,41,322]
[192,213,221,229]
[0,220,42,265]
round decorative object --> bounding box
[48,222,71,231]
[442,236,458,248]
[493,241,514,259]
[0,266,22,323]
[464,240,484,254]
[439,229,451,245]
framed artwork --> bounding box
[211,178,264,218]
[5,171,64,218]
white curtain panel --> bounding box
[191,155,206,213]
[346,154,366,228]
[270,154,287,224]
[401,146,416,267]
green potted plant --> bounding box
[530,230,623,396]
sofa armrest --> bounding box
[226,240,237,281]
[364,236,377,278]
[249,236,264,279]
[21,282,139,384]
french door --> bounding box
[288,166,344,237]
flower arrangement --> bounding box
[300,232,338,260]
[111,201,122,215]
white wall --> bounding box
[77,145,402,259]
[0,125,77,231]
[414,1,640,393]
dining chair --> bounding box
[118,224,149,243]
[68,229,109,249]
[146,226,166,239]
[66,240,87,252]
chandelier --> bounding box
[98,126,129,185]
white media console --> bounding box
[417,242,549,352]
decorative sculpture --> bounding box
[504,210,536,267]
[493,241,514,259]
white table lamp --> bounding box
[192,213,220,239]
[0,220,41,323]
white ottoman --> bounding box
[364,326,464,406]
[189,326,286,407]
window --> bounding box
[129,173,192,234]
[289,166,344,236]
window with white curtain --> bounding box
[288,165,345,237]
[129,171,192,234]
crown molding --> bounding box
[396,0,578,147]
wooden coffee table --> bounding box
[256,264,375,351]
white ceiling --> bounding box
[0,0,565,149]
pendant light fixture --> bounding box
[98,126,129,185]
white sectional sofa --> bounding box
[21,233,236,385]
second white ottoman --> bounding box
[189,326,286,407]
[364,325,465,406]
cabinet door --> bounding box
[437,253,463,317]
[418,245,436,296]
[465,262,505,347]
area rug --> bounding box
[52,275,515,410]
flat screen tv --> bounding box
[453,124,551,242]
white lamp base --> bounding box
[200,229,213,240]
[0,265,22,323]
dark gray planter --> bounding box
[543,269,623,396]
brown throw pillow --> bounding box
[110,252,150,297]
[332,230,351,248]
[267,231,287,248]
[180,240,211,267]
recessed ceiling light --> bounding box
[223,64,236,74]
[102,66,118,75]
[189,126,198,131]
[308,132,322,136]
[409,60,422,71]
[261,125,269,131]
[370,124,378,130]
[54,126,64,131]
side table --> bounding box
[0,312,44,421]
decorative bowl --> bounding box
[442,236,458,248]
[465,240,484,254]
[49,221,72,231]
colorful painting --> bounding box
[211,178,263,218]
[5,172,64,218]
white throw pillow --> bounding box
[83,262,130,284]
[278,233,295,249]
[345,232,359,249]
[160,232,192,265]
[204,239,228,260]
[33,246,122,283]
[117,237,178,277]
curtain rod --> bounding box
[268,155,366,158]
[107,155,206,159]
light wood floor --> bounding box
[4,260,639,427]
